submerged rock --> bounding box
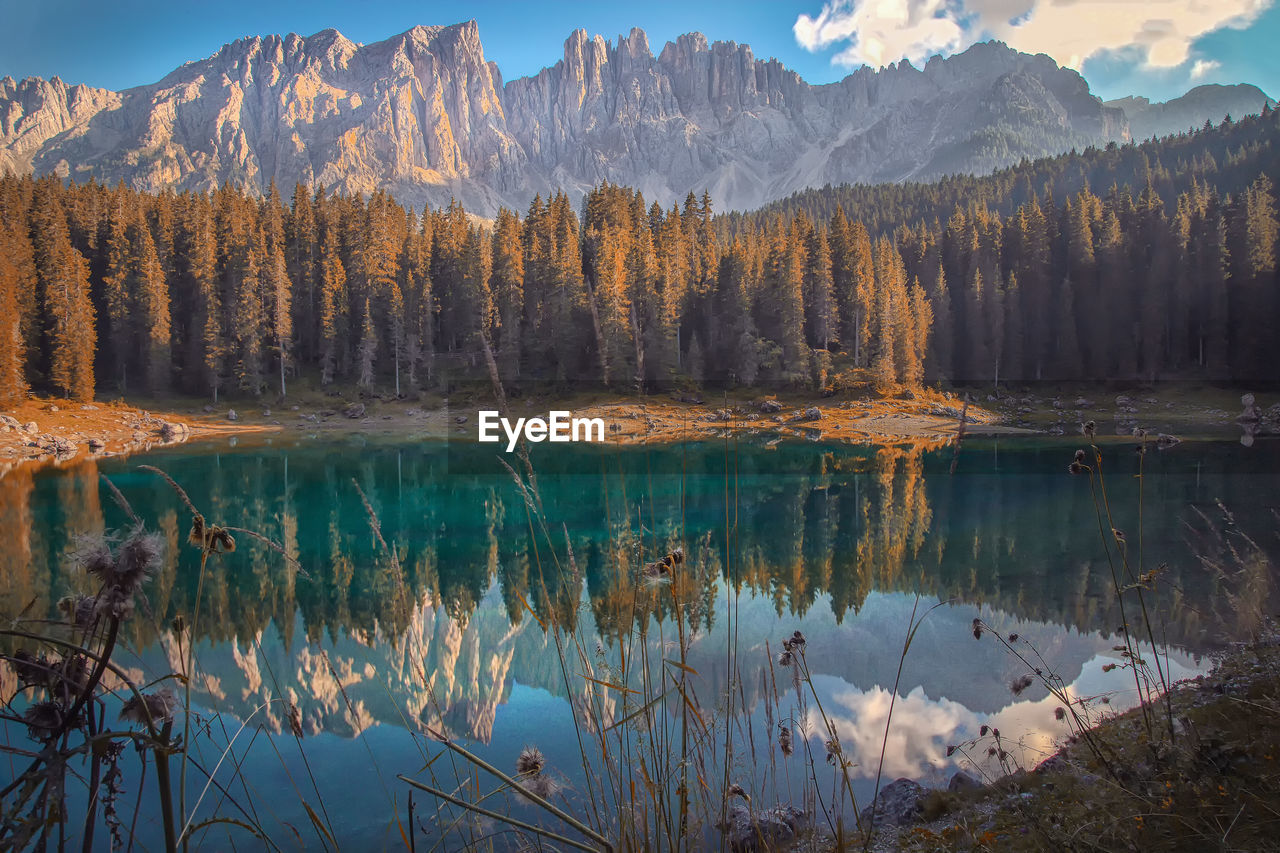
[1239,393,1262,423]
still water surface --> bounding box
[2,432,1277,847]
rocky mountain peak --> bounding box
[0,22,1269,216]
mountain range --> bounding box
[0,21,1272,216]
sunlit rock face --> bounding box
[0,23,1150,216]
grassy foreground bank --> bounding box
[885,626,1280,852]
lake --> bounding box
[2,430,1277,848]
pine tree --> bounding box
[287,183,318,364]
[830,214,874,365]
[31,183,96,400]
[490,208,524,385]
[100,190,135,388]
[402,210,434,390]
[179,196,225,400]
[0,181,41,388]
[760,222,808,381]
[902,281,931,387]
[356,296,377,390]
[871,237,908,387]
[318,225,347,386]
[712,241,761,385]
[264,240,291,396]
[0,221,26,405]
[134,211,172,394]
[924,263,952,381]
[801,219,835,351]
[1234,175,1279,377]
[226,217,267,395]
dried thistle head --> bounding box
[113,530,162,592]
[77,529,162,602]
[188,513,205,548]
[972,618,983,640]
[58,594,98,630]
[95,587,136,621]
[776,650,794,668]
[188,514,235,554]
[11,650,53,688]
[525,774,560,800]
[779,725,794,757]
[1010,674,1035,696]
[119,689,177,726]
[210,527,235,553]
[24,701,66,738]
[1055,707,1067,721]
[640,559,672,586]
[51,654,90,700]
[726,783,748,800]
[78,537,118,585]
[979,725,989,737]
[824,737,841,765]
[515,745,546,778]
[1083,420,1096,439]
[1007,633,1019,643]
[782,630,806,652]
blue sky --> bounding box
[0,0,1275,103]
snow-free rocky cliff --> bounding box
[0,21,1269,216]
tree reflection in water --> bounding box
[1,435,1275,749]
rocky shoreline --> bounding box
[858,627,1280,851]
[5,386,1277,479]
[0,400,267,477]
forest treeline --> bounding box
[0,108,1277,405]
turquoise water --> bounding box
[2,432,1277,848]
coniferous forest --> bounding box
[1,108,1278,407]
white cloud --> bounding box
[794,0,1273,72]
[795,0,969,68]
[1190,58,1222,79]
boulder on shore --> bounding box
[858,778,926,828]
[718,802,807,851]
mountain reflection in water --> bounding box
[0,434,1275,843]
